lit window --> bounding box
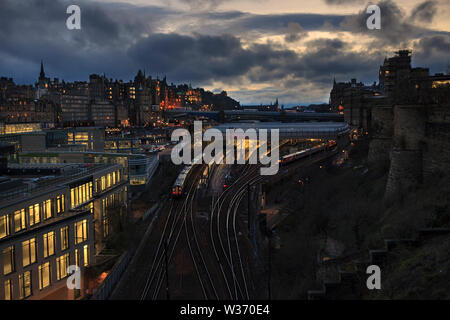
[43,200,52,220]
[0,214,10,239]
[103,218,109,238]
[2,246,15,275]
[43,231,55,258]
[56,253,70,280]
[22,238,36,267]
[71,183,93,208]
[56,195,65,214]
[101,176,106,191]
[83,245,89,267]
[4,279,12,300]
[74,249,80,267]
[74,220,88,244]
[14,209,26,232]
[19,271,32,299]
[39,262,51,290]
[29,204,40,226]
[61,226,69,251]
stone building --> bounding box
[330,50,450,202]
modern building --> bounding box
[0,163,128,300]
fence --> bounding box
[91,249,135,300]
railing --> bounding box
[91,249,135,300]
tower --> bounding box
[36,60,50,99]
[39,60,45,80]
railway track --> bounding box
[140,162,264,301]
[210,165,262,300]
[140,165,203,300]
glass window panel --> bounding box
[0,215,10,239]
[19,271,32,299]
[2,246,15,274]
[4,279,12,300]
[39,262,51,290]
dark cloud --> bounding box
[410,1,437,23]
[340,0,436,45]
[413,35,450,73]
[0,0,448,105]
[281,22,308,43]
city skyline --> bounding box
[0,0,448,106]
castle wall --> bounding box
[422,106,450,178]
[393,105,427,150]
[368,106,393,165]
[385,149,423,203]
[383,104,450,201]
[385,105,426,202]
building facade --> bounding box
[0,163,128,300]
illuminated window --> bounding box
[103,218,109,238]
[74,249,80,267]
[107,173,112,188]
[39,262,51,290]
[22,238,36,267]
[19,271,32,299]
[56,195,65,214]
[61,226,69,251]
[56,253,70,280]
[4,279,12,300]
[43,231,55,258]
[2,246,15,275]
[14,209,26,232]
[83,245,89,267]
[432,80,450,88]
[29,204,40,226]
[74,220,88,244]
[43,200,52,220]
[71,182,93,208]
[0,214,10,239]
[102,198,107,215]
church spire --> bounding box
[40,60,45,80]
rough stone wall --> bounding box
[368,106,394,165]
[393,105,427,150]
[423,123,450,178]
[422,106,450,178]
[384,105,426,202]
[385,149,423,203]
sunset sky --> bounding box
[0,0,449,105]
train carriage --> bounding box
[171,165,193,198]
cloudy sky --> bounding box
[0,0,449,105]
